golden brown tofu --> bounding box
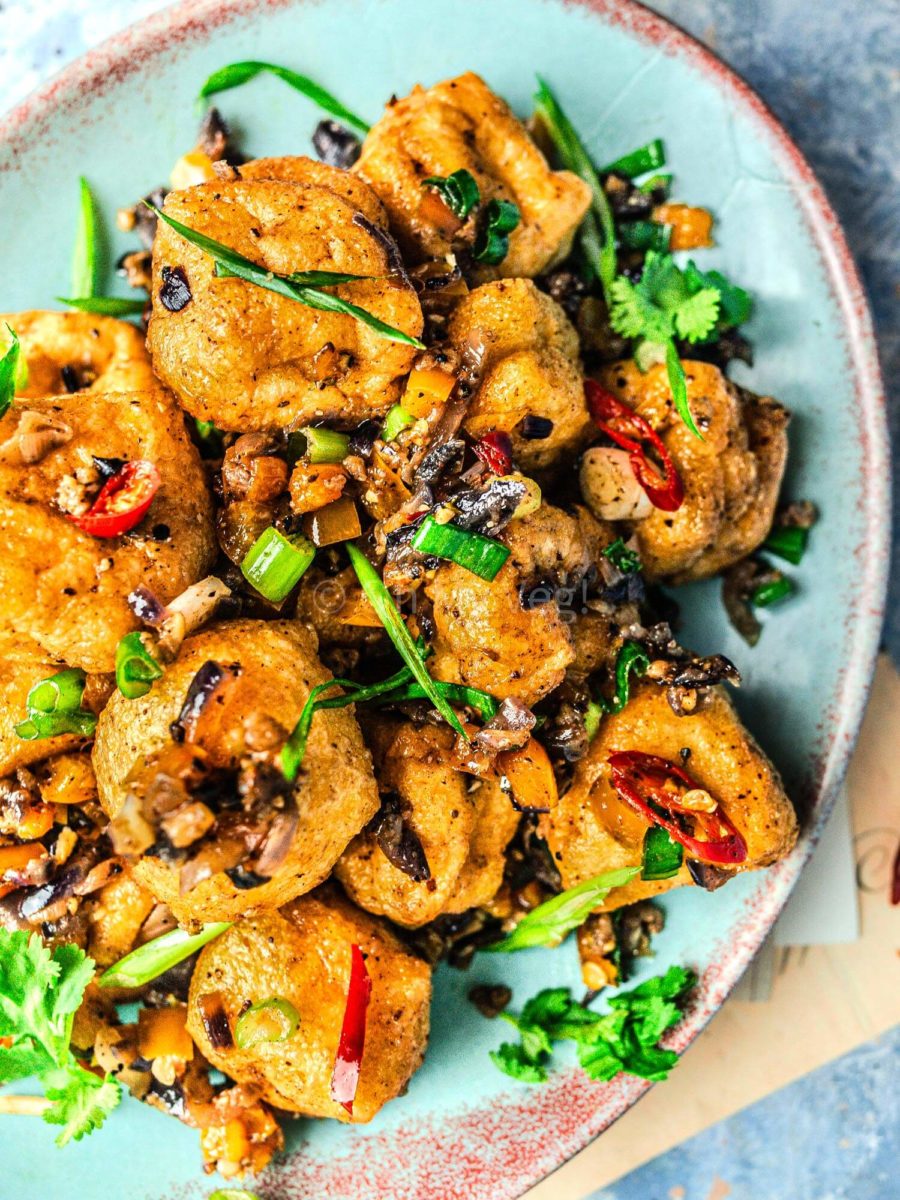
[187,888,431,1123]
[0,389,215,673]
[0,634,83,775]
[540,681,798,909]
[336,719,518,927]
[0,311,156,399]
[448,279,592,474]
[588,361,788,582]
[87,865,156,969]
[355,72,591,278]
[237,155,387,226]
[147,173,423,432]
[425,503,608,705]
[93,619,380,924]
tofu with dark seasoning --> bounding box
[186,887,432,1123]
[448,279,593,475]
[335,718,518,927]
[354,72,591,278]
[0,389,215,673]
[92,619,380,924]
[540,681,798,909]
[147,168,423,432]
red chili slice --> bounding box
[607,749,748,865]
[585,380,684,513]
[472,431,513,476]
[330,942,372,1115]
[67,460,161,538]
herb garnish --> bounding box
[57,297,147,316]
[197,61,370,133]
[151,207,425,349]
[489,965,696,1084]
[70,177,97,300]
[473,199,521,265]
[14,669,97,742]
[0,325,24,418]
[603,537,641,575]
[484,867,639,953]
[422,169,480,220]
[99,923,231,988]
[0,930,120,1146]
[597,641,649,714]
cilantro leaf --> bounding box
[43,1063,121,1147]
[489,1042,548,1083]
[609,275,670,343]
[684,261,752,329]
[673,286,720,343]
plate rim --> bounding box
[0,0,890,1195]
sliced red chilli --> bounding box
[585,380,684,512]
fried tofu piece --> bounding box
[336,719,518,927]
[0,311,156,398]
[540,681,798,909]
[589,361,789,582]
[93,619,380,924]
[86,865,156,969]
[0,634,84,774]
[147,172,423,432]
[187,888,431,1123]
[237,155,387,226]
[0,389,215,673]
[425,503,607,705]
[355,72,591,278]
[448,279,592,474]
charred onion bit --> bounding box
[198,991,234,1051]
[67,459,161,538]
[472,431,514,476]
[330,943,372,1115]
[159,265,193,312]
[371,793,431,883]
[607,750,747,865]
[169,661,242,744]
[584,380,684,513]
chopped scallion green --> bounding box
[240,526,315,602]
[234,997,300,1048]
[641,825,684,880]
[289,426,350,464]
[71,177,97,300]
[763,525,809,565]
[639,172,673,195]
[751,575,796,608]
[380,404,415,441]
[473,199,521,265]
[99,923,231,988]
[484,867,640,952]
[0,325,24,418]
[14,669,97,742]
[57,296,146,316]
[197,61,370,133]
[598,641,649,714]
[422,169,480,220]
[411,515,510,582]
[601,138,666,179]
[618,219,672,253]
[115,631,163,700]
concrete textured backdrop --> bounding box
[1,2,897,1197]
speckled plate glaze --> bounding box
[0,1,889,1197]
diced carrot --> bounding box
[0,843,45,899]
[652,203,714,250]
[137,1004,194,1062]
[404,365,457,417]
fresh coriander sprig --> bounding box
[197,61,370,133]
[489,965,696,1084]
[151,206,425,350]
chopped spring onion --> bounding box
[599,641,649,714]
[14,669,97,742]
[763,525,809,565]
[381,404,415,441]
[584,699,603,743]
[346,542,467,740]
[484,866,640,953]
[71,176,97,300]
[473,199,521,265]
[375,680,500,723]
[422,169,480,221]
[57,296,147,316]
[151,207,424,350]
[289,425,350,464]
[197,61,371,134]
[751,575,796,608]
[601,138,666,179]
[603,537,641,575]
[639,172,673,195]
[411,514,510,582]
[641,824,684,881]
[234,997,300,1048]
[0,325,24,418]
[618,219,672,254]
[208,1192,263,1200]
[115,631,163,700]
[241,526,315,603]
[99,923,231,988]
[534,77,617,305]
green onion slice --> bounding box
[618,220,672,254]
[115,631,163,700]
[346,542,467,741]
[639,172,673,196]
[241,526,315,603]
[763,525,809,566]
[473,199,521,265]
[197,61,370,133]
[151,207,424,350]
[375,680,500,723]
[665,338,702,439]
[484,866,640,952]
[411,515,510,582]
[0,325,24,418]
[534,78,617,304]
[641,824,684,881]
[599,641,649,715]
[601,138,666,179]
[57,296,147,316]
[751,575,796,608]
[71,177,97,300]
[422,169,481,220]
[208,1190,263,1200]
[234,997,300,1049]
[289,426,350,464]
[603,538,641,575]
[380,404,415,441]
[99,923,231,988]
[14,668,98,741]
[584,699,603,743]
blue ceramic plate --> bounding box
[0,1,889,1197]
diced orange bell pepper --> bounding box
[137,1004,194,1062]
[496,738,559,812]
[289,462,347,515]
[0,843,46,899]
[16,804,55,841]
[404,365,457,417]
[653,203,714,250]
